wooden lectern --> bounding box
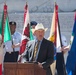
[4,63,46,75]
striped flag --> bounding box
[48,3,59,75]
[0,4,11,42]
[48,2,62,48]
[48,4,57,45]
[48,3,66,75]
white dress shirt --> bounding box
[56,35,67,53]
[4,31,21,52]
[56,34,68,64]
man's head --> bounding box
[33,23,47,41]
[30,21,37,29]
[9,21,16,34]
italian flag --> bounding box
[0,3,11,75]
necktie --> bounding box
[33,41,40,61]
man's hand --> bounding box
[61,46,69,53]
[11,44,16,48]
[38,62,43,68]
[11,43,20,48]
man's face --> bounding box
[31,25,36,29]
[34,29,45,41]
[10,25,16,34]
[31,25,36,35]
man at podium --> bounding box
[21,23,54,75]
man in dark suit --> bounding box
[21,23,54,75]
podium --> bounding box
[4,63,46,75]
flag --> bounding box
[66,12,76,75]
[0,4,11,42]
[48,2,63,48]
[0,13,4,36]
[48,3,60,75]
[48,3,62,53]
[0,20,2,34]
[4,16,11,42]
[18,3,30,62]
[30,26,34,40]
[48,5,57,45]
[18,3,34,62]
[0,3,11,75]
[48,3,66,75]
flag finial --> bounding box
[4,0,6,5]
[54,1,57,6]
[26,1,27,4]
[55,2,57,5]
[4,2,7,11]
[26,0,28,5]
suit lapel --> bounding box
[29,40,36,61]
[32,40,36,55]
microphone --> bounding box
[27,44,32,50]
[18,44,32,62]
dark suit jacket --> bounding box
[21,38,54,75]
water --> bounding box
[0,12,75,44]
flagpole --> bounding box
[56,3,67,75]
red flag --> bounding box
[18,3,30,61]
